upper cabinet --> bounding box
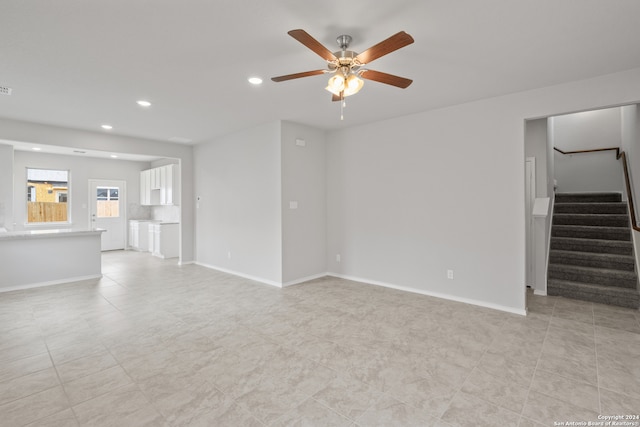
[140,169,151,205]
[140,164,180,206]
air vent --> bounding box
[0,86,12,96]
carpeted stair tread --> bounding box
[550,237,633,255]
[549,191,639,308]
[549,249,635,271]
[554,202,627,214]
[555,192,622,203]
[547,279,640,309]
[548,263,637,288]
[551,225,631,241]
[553,213,629,227]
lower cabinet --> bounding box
[129,220,152,251]
[149,223,179,259]
[129,220,178,258]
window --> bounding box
[96,186,119,218]
[26,168,70,223]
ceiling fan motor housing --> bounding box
[336,34,352,50]
[271,29,414,90]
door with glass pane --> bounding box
[89,179,126,251]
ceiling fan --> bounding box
[271,29,414,103]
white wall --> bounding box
[0,144,13,229]
[326,67,640,314]
[553,108,623,193]
[13,151,148,231]
[621,104,640,272]
[193,121,282,285]
[0,118,194,262]
[525,119,551,293]
[554,108,622,150]
[546,120,555,197]
[554,150,623,193]
[621,105,640,210]
[525,119,549,197]
[281,121,326,285]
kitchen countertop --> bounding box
[0,228,105,241]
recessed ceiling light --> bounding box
[32,147,41,151]
[137,100,152,107]
[101,124,113,130]
[248,77,263,85]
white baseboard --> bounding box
[194,262,283,288]
[282,273,328,287]
[186,262,527,315]
[0,274,103,293]
[327,272,527,316]
[533,289,547,296]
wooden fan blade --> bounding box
[355,31,414,65]
[271,70,326,82]
[288,29,337,62]
[360,69,413,88]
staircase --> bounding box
[548,192,640,309]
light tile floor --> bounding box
[1,250,640,426]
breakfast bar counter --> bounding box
[0,228,105,292]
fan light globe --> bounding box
[325,74,345,95]
[343,74,364,97]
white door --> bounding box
[525,158,536,288]
[89,179,126,251]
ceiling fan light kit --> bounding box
[272,29,414,119]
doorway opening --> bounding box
[89,179,126,251]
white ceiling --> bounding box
[1,0,640,146]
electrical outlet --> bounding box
[447,270,454,280]
[228,251,232,260]
[336,254,341,262]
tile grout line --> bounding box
[517,296,555,426]
[593,303,603,417]
[43,324,81,427]
[436,315,508,425]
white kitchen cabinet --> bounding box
[129,220,153,251]
[129,221,138,248]
[140,169,151,206]
[140,164,179,206]
[150,167,161,190]
[159,165,167,205]
[149,222,179,258]
[161,164,179,205]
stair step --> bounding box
[553,213,629,227]
[548,264,638,288]
[554,202,628,214]
[551,225,631,241]
[550,237,633,255]
[555,192,622,203]
[549,250,635,271]
[547,279,640,309]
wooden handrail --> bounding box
[554,146,640,232]
[618,151,640,232]
[553,146,620,156]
